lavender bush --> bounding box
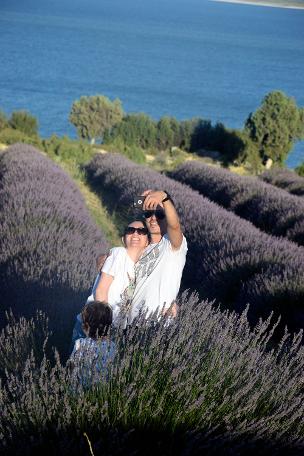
[85,153,304,334]
[0,310,49,379]
[168,161,304,245]
[0,144,108,355]
[1,294,304,455]
[260,167,304,197]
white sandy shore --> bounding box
[212,0,304,9]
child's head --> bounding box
[81,301,113,339]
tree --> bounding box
[69,95,123,144]
[9,110,38,137]
[180,118,201,151]
[156,117,174,150]
[244,91,304,164]
[105,113,157,149]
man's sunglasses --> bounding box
[124,226,148,235]
[144,210,166,220]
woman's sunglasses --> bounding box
[144,210,166,220]
[124,226,148,235]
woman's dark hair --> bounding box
[81,301,113,339]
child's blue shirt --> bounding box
[69,337,115,387]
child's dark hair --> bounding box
[81,301,112,339]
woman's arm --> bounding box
[95,272,114,302]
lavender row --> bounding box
[0,144,108,354]
[2,294,304,454]
[86,152,304,333]
[168,161,304,246]
[259,167,304,197]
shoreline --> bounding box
[212,0,304,9]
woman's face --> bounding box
[123,221,149,250]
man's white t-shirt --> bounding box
[128,234,188,323]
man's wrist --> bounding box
[162,191,172,203]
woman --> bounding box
[71,219,149,349]
[95,219,149,326]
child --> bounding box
[69,300,115,388]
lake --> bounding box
[0,0,303,167]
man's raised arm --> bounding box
[142,189,183,250]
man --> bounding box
[127,189,188,323]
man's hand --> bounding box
[162,301,179,318]
[141,190,166,210]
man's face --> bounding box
[144,207,167,236]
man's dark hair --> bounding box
[81,301,112,339]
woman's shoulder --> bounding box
[109,246,126,258]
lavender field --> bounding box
[169,161,304,245]
[86,152,304,335]
[1,293,304,455]
[0,144,108,354]
[1,144,304,455]
[260,167,304,197]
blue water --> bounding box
[0,0,303,167]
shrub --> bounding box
[296,162,304,178]
[169,161,304,246]
[0,110,9,132]
[103,138,146,164]
[9,110,39,137]
[190,121,259,166]
[41,134,94,165]
[1,294,304,455]
[0,144,108,356]
[260,167,304,197]
[0,127,42,147]
[85,153,304,334]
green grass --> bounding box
[45,149,122,247]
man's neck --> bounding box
[151,233,162,244]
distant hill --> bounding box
[213,0,304,8]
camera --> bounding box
[133,195,146,209]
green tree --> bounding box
[244,91,304,164]
[69,95,123,144]
[9,110,38,137]
[180,118,201,151]
[105,113,157,149]
[168,116,182,147]
[156,116,174,150]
